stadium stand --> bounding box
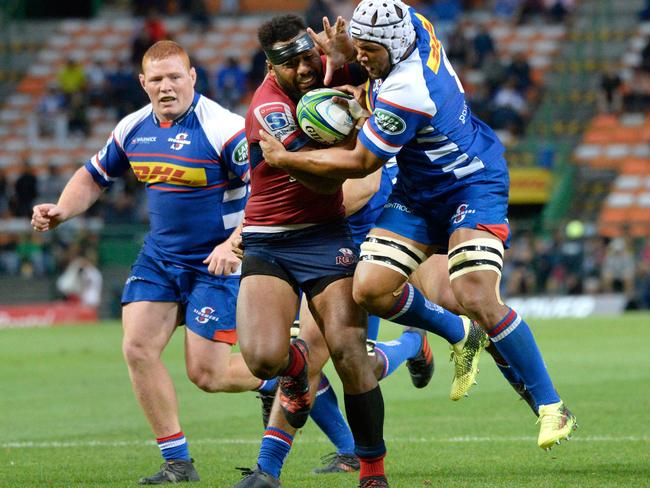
[0,0,648,314]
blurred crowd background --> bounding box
[0,0,648,316]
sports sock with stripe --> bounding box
[156,431,190,461]
[309,374,356,455]
[488,307,560,406]
[257,427,294,479]
[374,330,422,380]
[382,283,465,344]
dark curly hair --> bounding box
[257,14,307,51]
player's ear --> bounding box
[138,73,146,90]
[189,67,197,86]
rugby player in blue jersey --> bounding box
[31,41,277,484]
[259,0,577,451]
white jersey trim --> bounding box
[242,223,317,233]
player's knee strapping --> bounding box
[360,235,427,278]
[447,238,504,281]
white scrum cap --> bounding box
[349,0,416,65]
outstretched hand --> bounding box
[307,16,355,86]
[259,130,288,168]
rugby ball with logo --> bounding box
[296,88,355,145]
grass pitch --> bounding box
[1,313,649,487]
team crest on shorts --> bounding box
[452,203,475,224]
[336,248,357,266]
[194,306,219,324]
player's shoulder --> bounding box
[248,77,298,142]
[378,56,435,117]
[113,104,152,145]
[195,94,244,129]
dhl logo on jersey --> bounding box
[130,162,207,186]
[415,13,441,75]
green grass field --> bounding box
[2,314,649,487]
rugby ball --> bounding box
[296,88,355,145]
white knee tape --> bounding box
[448,238,504,281]
[360,235,427,278]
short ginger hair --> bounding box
[141,40,190,73]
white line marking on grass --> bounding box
[3,435,649,449]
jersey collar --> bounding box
[151,92,200,128]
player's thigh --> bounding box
[237,274,299,362]
[410,254,463,313]
[354,227,432,299]
[297,294,331,375]
[448,227,504,311]
[309,277,366,360]
[184,328,233,378]
[122,301,180,355]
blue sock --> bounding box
[258,427,293,478]
[488,308,560,406]
[374,331,422,380]
[383,283,465,344]
[257,378,278,394]
[367,315,380,342]
[309,375,356,455]
[157,431,190,461]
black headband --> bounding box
[264,33,315,65]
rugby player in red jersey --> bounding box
[233,14,391,488]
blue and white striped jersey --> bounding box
[359,8,508,203]
[85,93,249,273]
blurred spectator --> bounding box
[220,0,239,15]
[86,59,109,107]
[601,237,636,304]
[638,239,650,308]
[306,0,334,31]
[506,51,534,95]
[640,0,650,21]
[493,0,522,20]
[144,10,168,43]
[57,58,86,100]
[0,234,20,275]
[641,36,650,73]
[482,51,508,94]
[0,168,8,217]
[215,57,247,110]
[597,65,623,114]
[187,0,211,32]
[471,24,496,68]
[544,0,574,23]
[445,20,472,68]
[11,159,38,218]
[131,31,153,69]
[248,48,269,88]
[67,92,91,137]
[16,232,51,277]
[38,164,68,205]
[622,67,650,113]
[56,255,103,308]
[492,75,529,135]
[191,57,213,99]
[35,83,67,139]
[517,0,545,24]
